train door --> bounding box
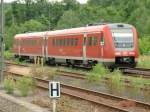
[86,32,102,59]
[44,34,48,59]
[82,33,87,64]
[18,38,21,56]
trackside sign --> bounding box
[49,81,60,98]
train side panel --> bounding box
[21,37,43,56]
[132,27,139,62]
[15,36,44,57]
[47,34,83,59]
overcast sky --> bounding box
[4,0,88,4]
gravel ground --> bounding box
[54,75,150,104]
[1,89,121,112]
[7,65,31,76]
[5,65,150,112]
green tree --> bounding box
[62,0,80,10]
[139,37,150,54]
[56,10,81,29]
[20,19,46,32]
[5,24,20,50]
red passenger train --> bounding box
[13,23,139,68]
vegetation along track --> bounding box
[6,61,150,78]
[4,70,150,112]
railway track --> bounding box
[5,61,150,78]
[4,70,150,112]
[120,67,150,78]
[5,61,31,67]
[56,70,86,79]
[5,62,150,92]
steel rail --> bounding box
[56,70,86,79]
[5,71,150,112]
[120,67,150,78]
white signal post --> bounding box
[49,81,60,112]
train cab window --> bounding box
[75,38,78,46]
[88,37,92,46]
[94,37,98,46]
[52,38,55,46]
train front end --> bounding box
[109,23,139,67]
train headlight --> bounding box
[115,52,121,56]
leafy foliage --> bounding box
[4,77,14,94]
[56,10,82,29]
[3,0,150,54]
[138,37,150,55]
[86,64,108,83]
[138,56,150,68]
[16,76,34,96]
[109,70,123,92]
[4,51,13,60]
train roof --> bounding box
[14,25,106,39]
[14,23,133,39]
[15,31,46,39]
[46,25,105,36]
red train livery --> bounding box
[13,23,139,68]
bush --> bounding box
[130,76,145,90]
[109,70,123,92]
[46,69,57,79]
[86,64,108,83]
[87,72,102,83]
[4,51,13,60]
[137,55,150,68]
[14,58,21,65]
[138,37,150,55]
[16,76,34,96]
[92,63,108,76]
[4,77,14,94]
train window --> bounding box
[63,38,65,46]
[88,37,92,46]
[30,40,32,46]
[60,39,63,46]
[33,40,36,46]
[71,38,74,46]
[52,38,55,46]
[24,40,27,46]
[33,40,37,46]
[67,38,70,46]
[56,38,59,46]
[64,38,66,46]
[100,36,105,46]
[31,40,33,46]
[94,37,98,46]
[75,38,78,46]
